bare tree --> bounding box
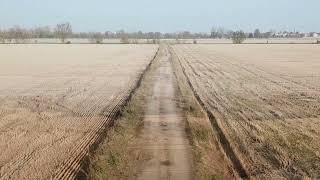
[211,26,225,38]
[217,27,226,38]
[88,32,104,43]
[0,30,4,43]
[4,30,12,43]
[211,27,218,38]
[254,29,261,38]
[33,26,52,38]
[8,26,30,43]
[232,31,246,44]
[54,23,72,43]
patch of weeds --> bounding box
[210,175,222,180]
[192,145,202,163]
[184,101,204,118]
[193,126,209,142]
[107,151,119,167]
[88,94,145,179]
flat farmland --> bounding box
[0,44,158,179]
[172,44,320,179]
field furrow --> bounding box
[172,44,320,179]
[0,44,158,180]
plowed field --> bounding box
[172,44,320,179]
[0,44,158,180]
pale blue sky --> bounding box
[1,0,319,32]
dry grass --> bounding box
[88,91,146,180]
[88,46,161,180]
[172,44,320,179]
[0,44,158,179]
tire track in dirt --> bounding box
[170,46,249,178]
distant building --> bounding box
[310,32,319,38]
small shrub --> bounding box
[193,39,197,44]
[66,41,71,44]
[232,31,246,44]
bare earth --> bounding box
[136,47,193,180]
[0,44,158,180]
[172,44,320,179]
[1,43,320,179]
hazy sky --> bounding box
[1,0,319,33]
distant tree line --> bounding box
[0,23,72,43]
[0,23,213,44]
[0,23,317,44]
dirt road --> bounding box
[136,47,193,180]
